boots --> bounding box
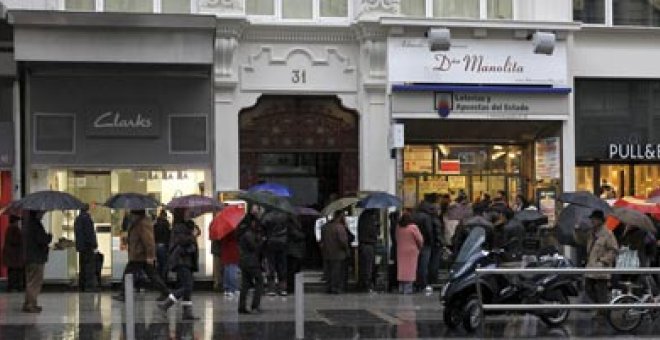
[182,305,199,321]
[158,294,177,312]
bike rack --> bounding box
[474,267,660,334]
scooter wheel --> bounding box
[539,290,570,326]
[443,302,461,329]
[462,294,482,332]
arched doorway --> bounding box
[239,96,359,209]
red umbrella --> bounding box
[209,205,245,241]
[614,197,660,220]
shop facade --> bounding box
[11,11,216,281]
[387,24,576,222]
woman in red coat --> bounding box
[221,230,240,297]
[396,214,423,294]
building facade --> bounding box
[11,0,660,280]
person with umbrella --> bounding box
[357,208,379,293]
[22,210,52,313]
[238,204,266,314]
[4,215,25,292]
[114,209,173,303]
[574,210,618,315]
[74,204,98,292]
[159,208,200,320]
[261,209,290,296]
[413,195,442,294]
[321,210,351,294]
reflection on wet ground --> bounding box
[0,292,658,339]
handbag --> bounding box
[616,246,640,269]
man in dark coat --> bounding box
[321,211,350,294]
[414,198,443,292]
[22,210,52,313]
[262,210,289,296]
[357,208,379,292]
[238,205,265,314]
[74,204,98,292]
[4,215,25,292]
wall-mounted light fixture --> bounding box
[427,27,451,52]
[532,31,556,55]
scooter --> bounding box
[440,226,579,332]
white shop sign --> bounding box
[609,144,660,160]
[388,38,567,86]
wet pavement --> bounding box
[0,291,658,339]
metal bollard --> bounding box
[125,273,135,340]
[295,272,304,340]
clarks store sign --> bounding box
[86,106,160,138]
[388,38,567,85]
[609,144,660,160]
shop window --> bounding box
[401,0,426,16]
[162,0,191,13]
[576,166,595,193]
[573,0,606,23]
[613,0,660,26]
[433,0,480,19]
[403,145,434,173]
[599,164,629,198]
[247,0,275,15]
[170,115,207,153]
[105,0,153,12]
[320,0,348,17]
[282,0,313,19]
[487,0,513,19]
[65,0,95,11]
[634,165,660,198]
[34,114,75,154]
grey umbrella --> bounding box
[557,204,593,246]
[9,190,85,211]
[514,209,549,225]
[104,193,160,210]
[613,206,656,234]
[558,191,612,213]
[321,197,359,216]
[238,191,296,215]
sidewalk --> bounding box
[0,291,657,339]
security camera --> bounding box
[532,31,556,55]
[427,27,451,52]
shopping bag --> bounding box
[615,246,640,269]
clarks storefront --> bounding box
[388,30,574,223]
[11,11,216,282]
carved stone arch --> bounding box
[239,95,359,197]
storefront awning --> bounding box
[391,84,572,94]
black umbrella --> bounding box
[10,190,85,211]
[166,195,222,215]
[557,204,593,246]
[356,192,402,209]
[238,191,296,215]
[514,209,549,225]
[558,191,612,213]
[104,193,160,210]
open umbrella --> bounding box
[356,192,402,209]
[614,197,660,217]
[296,206,321,217]
[321,197,359,216]
[104,193,160,210]
[0,202,21,216]
[248,182,292,198]
[238,191,296,214]
[558,191,612,213]
[514,209,549,225]
[612,206,656,234]
[166,195,222,216]
[209,205,245,240]
[9,190,85,211]
[557,204,593,246]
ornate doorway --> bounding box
[239,96,359,208]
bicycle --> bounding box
[607,277,660,332]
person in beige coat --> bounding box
[575,210,618,311]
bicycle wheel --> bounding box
[607,295,644,332]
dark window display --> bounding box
[613,0,660,26]
[573,0,606,23]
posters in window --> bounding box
[535,137,561,181]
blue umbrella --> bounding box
[248,182,292,198]
[357,192,402,209]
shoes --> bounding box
[158,295,177,312]
[22,306,41,313]
[112,295,125,302]
[224,292,235,298]
[279,291,288,297]
[157,293,169,302]
[424,286,433,293]
[266,291,277,297]
[251,308,263,314]
[238,308,250,314]
[182,306,200,320]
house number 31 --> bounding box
[291,69,307,84]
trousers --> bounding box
[24,263,45,308]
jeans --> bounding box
[239,266,264,310]
[266,245,287,291]
[156,244,169,281]
[223,264,239,293]
[173,266,194,302]
[416,247,432,289]
[428,246,443,285]
[358,244,376,290]
[79,250,97,291]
